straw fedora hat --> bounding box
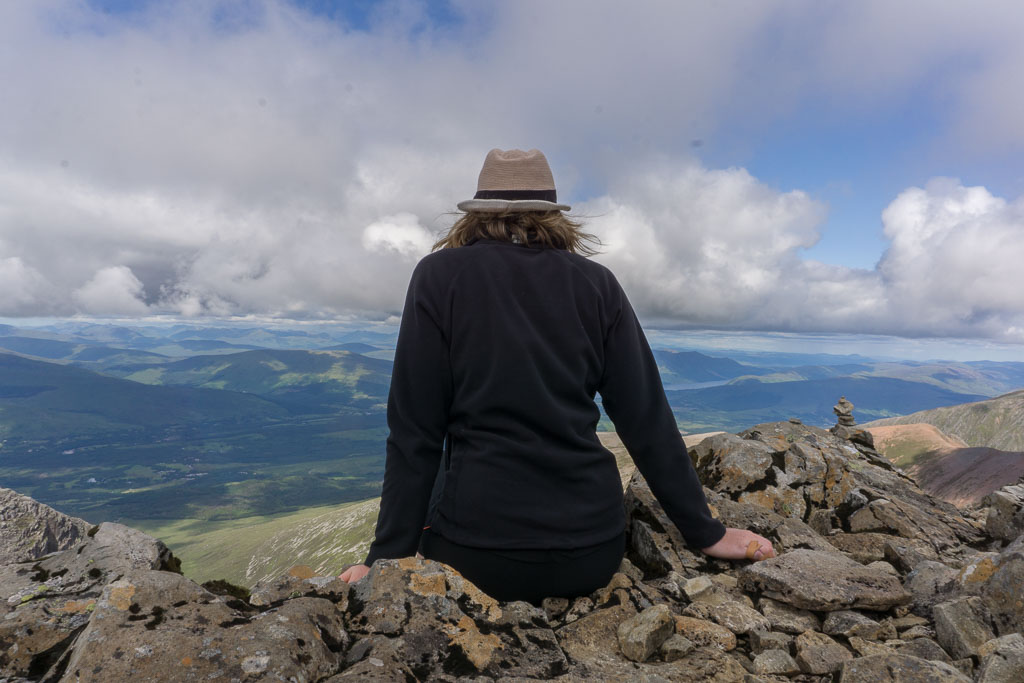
[457,149,571,213]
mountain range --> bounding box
[3,320,1024,562]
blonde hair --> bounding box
[433,211,600,256]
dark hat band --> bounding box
[473,189,558,202]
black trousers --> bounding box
[420,528,625,605]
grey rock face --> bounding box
[690,433,774,493]
[682,599,770,635]
[752,647,800,675]
[905,560,959,617]
[795,630,853,674]
[838,654,972,682]
[978,532,1024,635]
[617,604,674,662]
[982,483,1024,543]
[976,633,1024,683]
[0,521,180,680]
[62,572,347,683]
[933,596,996,659]
[659,634,694,662]
[0,487,89,564]
[739,549,911,611]
[759,596,820,634]
[750,629,792,654]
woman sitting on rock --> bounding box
[340,149,774,603]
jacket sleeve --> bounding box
[597,281,726,550]
[364,260,453,565]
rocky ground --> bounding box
[2,420,1024,681]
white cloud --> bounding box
[878,179,1024,338]
[586,162,827,324]
[0,257,57,316]
[72,266,150,315]
[362,213,434,260]
[0,1,1023,340]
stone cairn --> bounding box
[834,396,856,427]
[3,420,1024,682]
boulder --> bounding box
[750,629,792,654]
[897,637,953,663]
[624,473,708,577]
[672,615,737,651]
[759,596,820,634]
[60,571,347,683]
[823,610,896,640]
[981,483,1024,543]
[933,596,996,659]
[752,648,800,676]
[904,560,959,617]
[738,549,911,611]
[557,602,636,665]
[978,533,1024,634]
[795,630,853,675]
[682,599,770,635]
[0,487,90,564]
[976,633,1024,683]
[0,522,180,680]
[690,433,774,494]
[838,654,971,682]
[616,604,674,662]
[659,634,694,661]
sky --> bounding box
[3,0,1024,346]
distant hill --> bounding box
[0,352,389,525]
[325,342,381,354]
[866,389,1024,452]
[0,352,286,443]
[104,349,392,413]
[867,423,1024,507]
[853,361,1024,399]
[666,376,988,433]
[0,335,171,367]
[652,349,769,385]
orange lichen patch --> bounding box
[288,565,315,580]
[60,600,96,614]
[397,556,424,571]
[409,572,446,597]
[738,490,776,511]
[107,584,136,611]
[461,580,502,622]
[958,557,999,586]
[180,656,193,667]
[447,615,503,671]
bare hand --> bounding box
[701,528,775,562]
[338,563,371,583]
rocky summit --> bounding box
[3,421,1024,682]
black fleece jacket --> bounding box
[364,238,725,566]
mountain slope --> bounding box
[866,389,1024,451]
[137,497,381,586]
[867,423,1024,506]
[104,349,393,413]
[0,352,287,442]
[652,349,769,384]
